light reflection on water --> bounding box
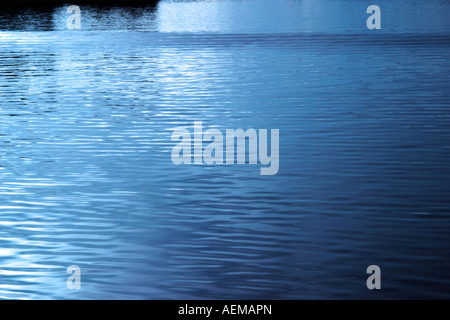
[0,0,449,33]
[0,0,450,299]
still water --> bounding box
[0,0,450,299]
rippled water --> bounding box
[0,0,450,299]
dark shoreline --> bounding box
[1,0,159,7]
[0,1,160,31]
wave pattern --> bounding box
[0,3,450,299]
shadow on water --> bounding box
[0,1,160,31]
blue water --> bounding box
[0,0,450,299]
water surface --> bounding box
[0,0,450,299]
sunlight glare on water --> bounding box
[0,0,449,299]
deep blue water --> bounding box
[0,0,450,299]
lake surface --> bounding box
[0,0,449,299]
